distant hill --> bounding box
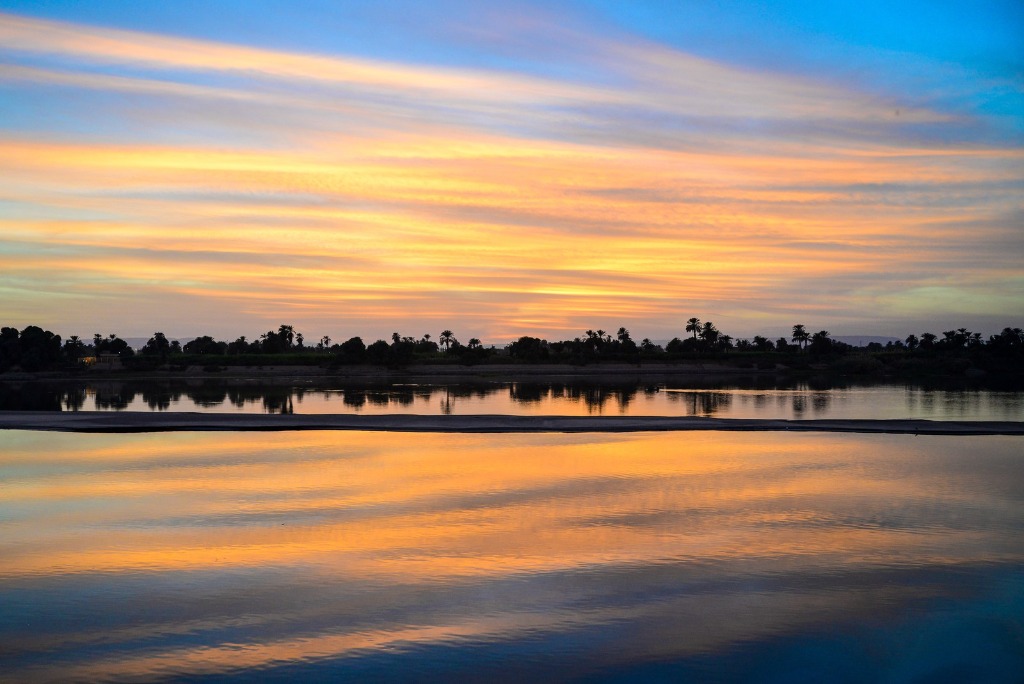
[122,337,153,349]
[834,335,900,347]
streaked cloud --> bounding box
[0,7,1020,340]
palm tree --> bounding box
[792,324,809,350]
[439,330,455,352]
[64,335,83,362]
[617,327,631,343]
[686,317,701,341]
[468,338,481,349]
[905,334,919,350]
[278,324,294,348]
[699,321,719,349]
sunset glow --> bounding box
[1,2,1021,341]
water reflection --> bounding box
[3,378,1023,421]
[1,431,1022,681]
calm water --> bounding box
[1,430,1022,681]
[4,379,1024,420]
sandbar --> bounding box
[1,411,1023,435]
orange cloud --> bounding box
[1,11,1021,338]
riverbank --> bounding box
[1,361,779,384]
[3,411,1023,435]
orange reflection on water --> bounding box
[2,430,1012,579]
[2,429,1023,680]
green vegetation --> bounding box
[1,321,1022,381]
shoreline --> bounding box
[0,362,777,384]
[2,411,1023,435]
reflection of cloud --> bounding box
[0,10,1021,337]
[3,431,1023,680]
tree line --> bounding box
[1,320,1022,373]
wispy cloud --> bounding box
[0,9,1020,339]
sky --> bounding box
[1,1,1022,344]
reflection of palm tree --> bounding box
[686,317,700,341]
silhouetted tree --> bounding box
[665,337,685,353]
[699,321,719,350]
[415,335,439,353]
[792,324,810,350]
[141,332,172,359]
[183,336,226,355]
[508,336,547,362]
[367,340,390,364]
[809,330,833,355]
[63,335,86,363]
[92,332,134,358]
[278,324,295,348]
[616,327,637,353]
[227,336,248,355]
[338,336,366,362]
[439,330,455,352]
[686,317,701,341]
[2,325,62,371]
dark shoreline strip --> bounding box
[2,412,1023,435]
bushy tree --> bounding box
[508,336,548,362]
[141,332,172,358]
